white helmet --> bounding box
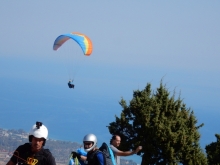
[29,122,48,145]
[83,134,97,152]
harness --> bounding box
[87,150,105,165]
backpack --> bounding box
[99,142,116,165]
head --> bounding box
[83,134,97,152]
[110,135,121,147]
[29,121,48,151]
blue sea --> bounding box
[1,75,217,165]
[1,55,219,165]
[0,74,143,164]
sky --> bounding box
[0,1,220,164]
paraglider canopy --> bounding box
[53,32,93,56]
[53,32,93,89]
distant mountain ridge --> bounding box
[0,127,138,165]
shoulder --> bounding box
[20,143,31,147]
[110,145,120,153]
[88,149,103,157]
[10,143,31,164]
[16,143,31,151]
[87,150,104,165]
[88,150,104,159]
[95,150,104,156]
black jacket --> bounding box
[10,143,56,165]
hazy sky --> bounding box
[0,1,220,164]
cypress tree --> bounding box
[108,82,207,165]
[206,134,220,165]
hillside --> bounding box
[0,128,138,165]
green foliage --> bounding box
[108,81,207,165]
[205,134,220,165]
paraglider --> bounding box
[68,80,75,89]
[53,32,93,89]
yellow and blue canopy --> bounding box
[53,32,93,56]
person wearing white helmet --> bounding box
[6,121,56,165]
[82,133,105,165]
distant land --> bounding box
[0,127,138,165]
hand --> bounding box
[135,146,142,153]
[71,151,81,159]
